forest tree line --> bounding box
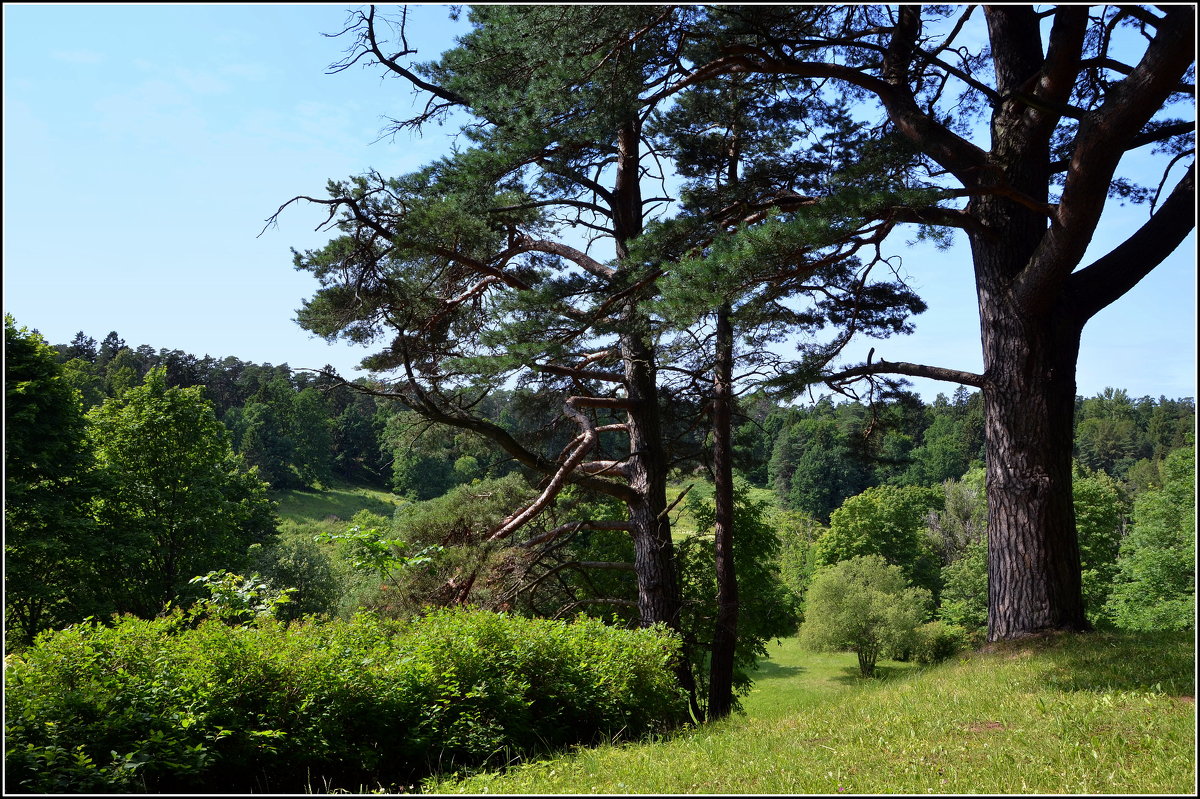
[44,327,1197,503]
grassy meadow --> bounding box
[426,631,1196,795]
[272,481,408,533]
[665,481,777,538]
[267,480,1194,795]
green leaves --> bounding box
[815,484,944,595]
[3,609,687,792]
[4,316,103,648]
[314,525,444,581]
[185,571,296,626]
[798,555,932,677]
[87,367,278,617]
[1103,445,1195,631]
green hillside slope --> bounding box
[428,630,1195,795]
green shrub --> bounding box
[938,539,988,632]
[798,555,931,677]
[4,608,686,793]
[912,620,969,665]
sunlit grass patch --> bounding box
[272,481,406,531]
[425,630,1195,795]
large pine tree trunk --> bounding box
[611,119,685,635]
[968,14,1092,639]
[974,239,1090,641]
[620,326,698,711]
[621,329,683,628]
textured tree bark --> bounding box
[622,332,681,630]
[707,306,738,720]
[621,324,697,713]
[968,7,1091,639]
[980,307,1090,639]
[612,119,696,710]
[972,210,1090,640]
[610,119,683,634]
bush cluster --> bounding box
[4,608,687,793]
[910,620,970,665]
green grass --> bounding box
[424,630,1196,795]
[666,480,776,539]
[271,481,407,532]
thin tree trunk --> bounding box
[707,305,738,719]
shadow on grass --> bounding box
[829,662,912,686]
[1002,629,1196,696]
[749,660,808,680]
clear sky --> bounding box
[4,4,1196,403]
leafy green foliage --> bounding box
[247,532,341,621]
[769,415,872,520]
[231,378,334,490]
[380,404,527,500]
[773,507,826,607]
[1071,465,1128,623]
[316,522,444,585]
[184,570,296,627]
[1073,389,1196,490]
[4,608,687,793]
[1104,445,1195,631]
[899,395,985,486]
[4,316,103,648]
[814,484,944,595]
[87,367,278,616]
[799,555,931,677]
[938,539,988,633]
[910,620,969,665]
[923,467,987,566]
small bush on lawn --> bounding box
[912,620,970,665]
[4,608,687,793]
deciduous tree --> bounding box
[799,554,930,677]
[1104,444,1195,631]
[4,316,102,647]
[814,484,943,594]
[89,367,278,616]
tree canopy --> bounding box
[280,3,1192,644]
[88,368,278,616]
[4,316,102,646]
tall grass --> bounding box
[426,630,1195,794]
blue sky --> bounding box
[4,4,1196,403]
